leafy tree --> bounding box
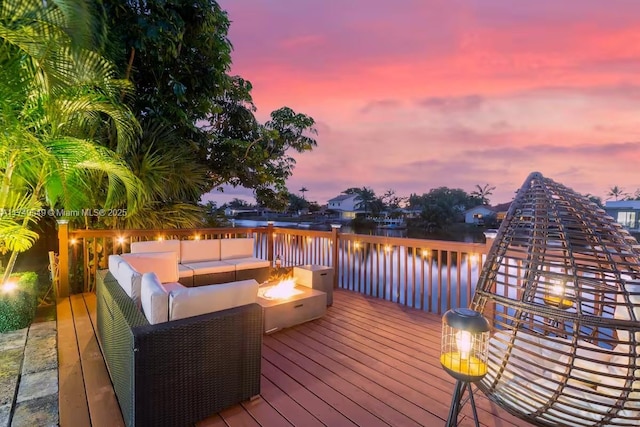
[407,193,423,211]
[100,0,317,208]
[0,0,142,282]
[584,194,604,208]
[227,198,251,209]
[382,189,406,214]
[470,184,496,205]
[411,187,474,230]
[341,187,361,195]
[288,194,308,214]
[307,201,321,213]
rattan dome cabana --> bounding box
[470,172,640,427]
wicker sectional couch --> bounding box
[129,238,270,287]
[97,259,263,426]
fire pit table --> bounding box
[256,279,327,334]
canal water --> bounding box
[231,219,487,242]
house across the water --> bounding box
[604,200,640,231]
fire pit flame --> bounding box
[262,278,302,300]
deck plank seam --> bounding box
[262,338,381,426]
[269,328,414,426]
[274,326,438,427]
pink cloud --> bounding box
[213,0,640,206]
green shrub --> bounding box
[0,272,38,333]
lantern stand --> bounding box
[440,308,491,427]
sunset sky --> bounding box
[207,0,640,207]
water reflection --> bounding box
[248,221,486,313]
[341,243,483,312]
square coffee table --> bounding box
[256,283,327,334]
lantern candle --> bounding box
[543,279,573,309]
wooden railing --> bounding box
[57,223,494,314]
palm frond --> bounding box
[0,219,40,254]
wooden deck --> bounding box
[57,289,534,427]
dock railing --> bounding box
[57,222,494,314]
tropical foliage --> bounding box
[87,121,210,229]
[409,187,483,230]
[0,272,37,332]
[0,0,142,282]
[100,0,318,210]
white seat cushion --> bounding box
[169,279,259,321]
[180,260,235,275]
[220,238,254,260]
[224,257,270,270]
[121,251,179,283]
[178,264,194,278]
[180,239,221,263]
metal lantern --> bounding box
[441,308,490,382]
[541,272,574,310]
[441,308,490,427]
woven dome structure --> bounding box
[470,172,640,427]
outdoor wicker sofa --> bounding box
[96,270,263,427]
[129,238,270,287]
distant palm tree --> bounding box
[299,187,309,200]
[471,184,496,205]
[353,187,376,216]
[607,186,628,201]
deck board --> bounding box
[329,296,527,426]
[57,297,91,427]
[255,376,323,427]
[61,289,535,427]
[268,332,425,426]
[69,294,125,427]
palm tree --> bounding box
[0,0,143,283]
[299,187,309,201]
[353,187,377,216]
[111,121,210,229]
[470,184,496,205]
[607,186,628,201]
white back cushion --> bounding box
[116,260,142,307]
[180,239,221,263]
[140,273,169,325]
[121,251,179,283]
[169,279,258,321]
[108,254,124,277]
[220,238,254,260]
[131,240,181,257]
